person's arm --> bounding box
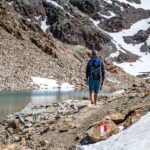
[101,61,105,87]
[85,61,90,85]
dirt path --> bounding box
[43,87,150,150]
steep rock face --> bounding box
[7,0,150,59]
[7,0,111,51]
[14,0,46,19]
[69,0,101,15]
[42,0,110,50]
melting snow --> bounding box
[114,53,150,76]
[100,17,150,76]
[46,0,64,9]
[116,0,150,10]
[27,18,31,22]
[109,51,120,58]
[146,34,150,45]
[41,17,49,32]
[7,1,13,6]
[107,78,121,83]
[90,18,100,28]
[31,77,74,91]
[108,18,150,54]
[104,0,112,4]
[81,112,150,150]
[35,16,41,21]
[101,11,116,19]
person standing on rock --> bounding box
[86,50,105,106]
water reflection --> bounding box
[0,90,86,121]
[0,91,31,122]
[0,89,124,122]
[30,90,86,105]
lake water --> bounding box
[0,89,124,122]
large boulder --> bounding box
[86,119,119,142]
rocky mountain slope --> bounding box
[0,0,141,91]
[5,0,150,77]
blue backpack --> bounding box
[89,58,101,80]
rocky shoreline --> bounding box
[0,80,150,150]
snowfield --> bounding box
[80,112,150,150]
[90,16,150,76]
[108,18,150,76]
[31,77,74,91]
[90,0,150,76]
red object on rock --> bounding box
[104,124,108,132]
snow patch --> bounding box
[104,0,112,4]
[66,12,74,18]
[101,11,116,19]
[146,34,150,45]
[27,18,31,22]
[90,18,100,28]
[81,112,150,150]
[35,16,41,21]
[90,17,150,76]
[46,0,64,9]
[115,3,124,11]
[114,53,150,76]
[105,18,150,75]
[60,83,74,91]
[108,18,150,54]
[107,78,121,84]
[41,17,49,32]
[109,51,120,58]
[7,1,13,6]
[31,77,74,91]
[116,0,150,10]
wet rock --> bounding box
[53,103,59,107]
[82,97,89,100]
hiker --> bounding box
[86,50,105,105]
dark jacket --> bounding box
[86,57,105,81]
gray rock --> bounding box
[7,127,14,134]
[13,136,21,142]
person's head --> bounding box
[91,50,98,58]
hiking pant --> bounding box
[88,79,101,93]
